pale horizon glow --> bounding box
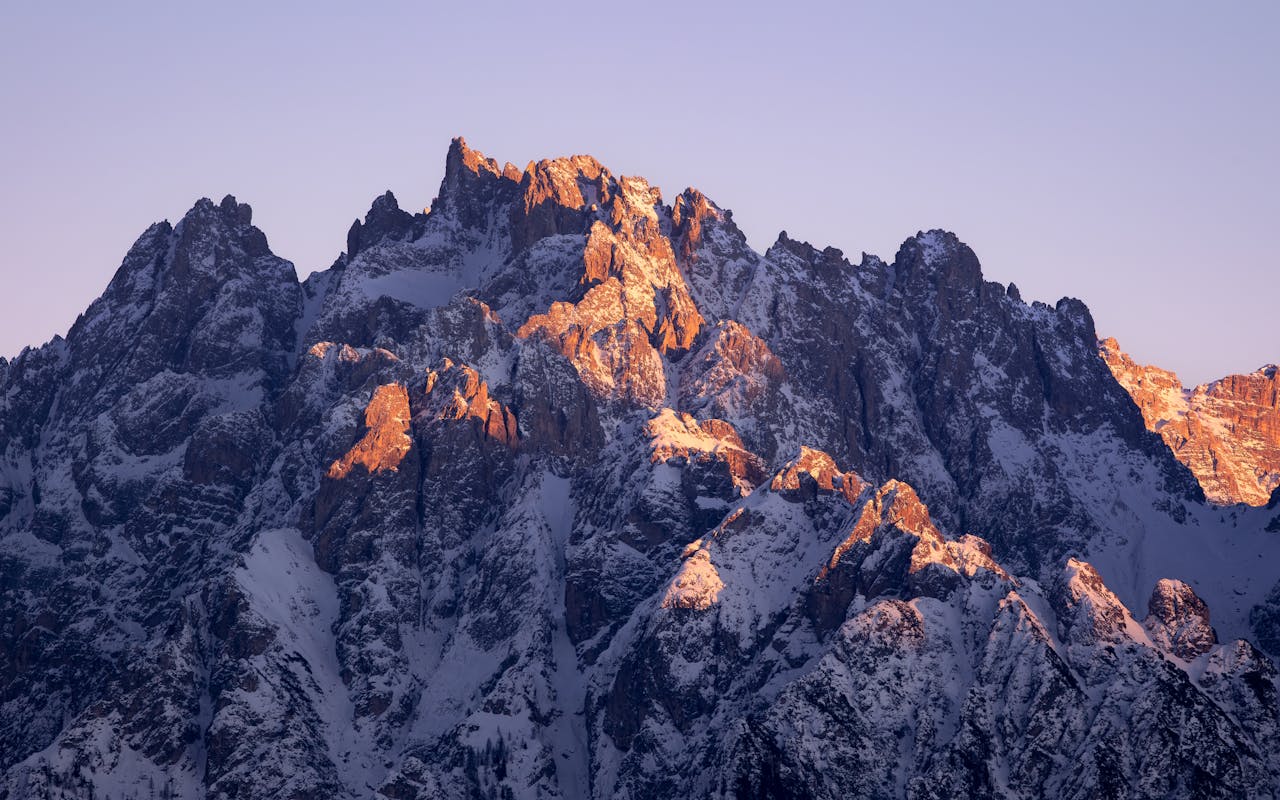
[1,2,1276,386]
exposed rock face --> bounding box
[1,140,1278,799]
[515,174,704,408]
[1145,578,1217,659]
[1101,336,1280,506]
[326,382,413,479]
[721,228,1207,585]
[419,358,518,447]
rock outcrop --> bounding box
[1101,336,1280,505]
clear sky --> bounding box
[1,1,1275,385]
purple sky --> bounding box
[2,2,1275,386]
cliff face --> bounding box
[0,139,1278,799]
[1101,337,1280,506]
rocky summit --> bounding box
[1,139,1279,799]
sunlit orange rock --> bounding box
[513,167,704,409]
[509,154,611,253]
[453,136,504,180]
[819,480,937,580]
[521,155,609,212]
[670,188,719,264]
[434,137,522,232]
[1101,337,1280,505]
[326,382,412,479]
[440,140,708,410]
[807,477,1010,630]
[418,358,517,447]
[770,446,866,505]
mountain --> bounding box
[1,139,1277,799]
[1100,337,1280,507]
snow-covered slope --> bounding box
[1,139,1277,799]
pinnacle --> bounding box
[445,136,502,180]
[346,190,415,258]
[181,194,254,229]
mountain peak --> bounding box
[219,193,252,224]
[892,229,982,293]
[346,190,416,259]
[172,194,271,262]
[446,135,502,180]
[433,137,520,229]
[1054,557,1134,644]
[178,194,254,229]
[1144,578,1216,658]
[764,231,849,278]
[517,154,612,219]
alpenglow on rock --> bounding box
[1,139,1278,799]
[1100,336,1280,507]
